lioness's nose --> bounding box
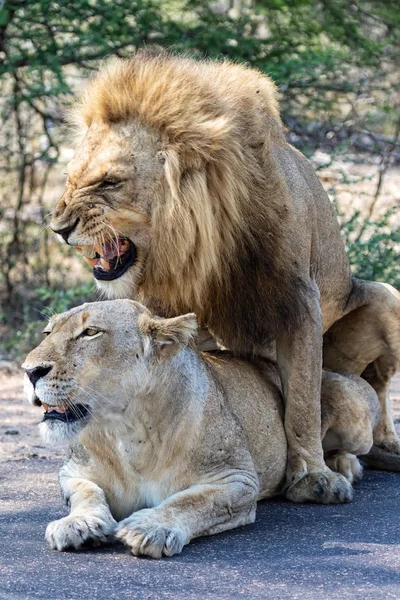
[25,365,53,387]
[52,219,79,243]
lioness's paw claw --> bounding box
[117,510,187,558]
[45,515,117,551]
[285,470,354,504]
[325,451,363,484]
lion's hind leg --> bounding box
[320,371,380,485]
[323,279,400,469]
[358,357,400,472]
[325,451,363,485]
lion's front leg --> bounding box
[117,472,258,558]
[46,468,117,551]
[276,283,353,504]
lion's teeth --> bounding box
[84,256,99,268]
[81,247,96,258]
[100,258,111,271]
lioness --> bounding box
[23,300,380,558]
[50,49,400,503]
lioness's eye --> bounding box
[77,328,103,339]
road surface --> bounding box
[1,372,399,599]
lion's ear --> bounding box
[193,116,231,154]
[167,116,231,165]
[181,117,231,166]
[161,116,231,195]
[139,313,198,359]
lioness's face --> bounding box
[22,300,197,444]
[50,121,165,298]
[22,301,151,443]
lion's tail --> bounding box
[359,444,400,472]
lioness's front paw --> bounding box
[117,509,188,558]
[325,451,363,484]
[285,470,354,504]
[46,514,117,551]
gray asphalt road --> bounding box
[1,458,399,600]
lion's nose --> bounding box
[25,365,53,387]
[52,219,79,243]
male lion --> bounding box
[23,300,381,557]
[50,50,400,503]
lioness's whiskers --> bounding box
[71,384,114,424]
[67,398,83,420]
[71,386,102,422]
[77,383,114,406]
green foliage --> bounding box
[341,207,400,288]
[0,281,96,360]
[0,0,399,360]
[1,1,398,126]
[171,1,399,126]
[35,281,96,316]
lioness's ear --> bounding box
[139,313,198,359]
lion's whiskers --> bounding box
[103,222,125,267]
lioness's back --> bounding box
[204,353,287,498]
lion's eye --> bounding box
[99,178,120,189]
[42,331,51,337]
[77,328,103,340]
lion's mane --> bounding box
[71,49,308,352]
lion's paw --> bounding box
[46,514,117,551]
[325,451,363,484]
[285,470,354,504]
[116,509,188,558]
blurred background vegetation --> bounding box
[0,0,399,360]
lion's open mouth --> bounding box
[42,402,89,423]
[76,239,136,281]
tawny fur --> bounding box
[51,50,400,503]
[23,300,380,557]
[66,49,305,349]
